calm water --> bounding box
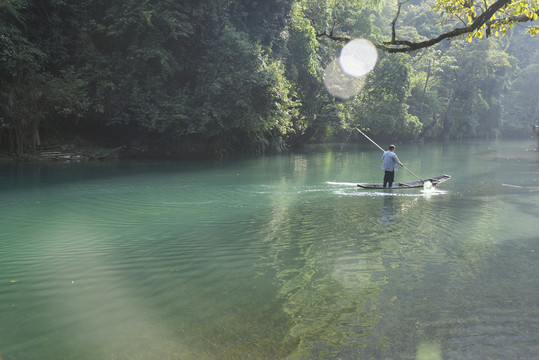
[1,140,538,359]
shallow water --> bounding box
[0,140,538,359]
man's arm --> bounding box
[394,154,403,166]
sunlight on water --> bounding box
[417,341,443,360]
[326,181,358,186]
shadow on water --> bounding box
[0,159,225,194]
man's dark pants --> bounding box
[383,171,395,188]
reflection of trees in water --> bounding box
[259,187,508,358]
[258,193,392,358]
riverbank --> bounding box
[0,134,284,162]
[0,144,126,162]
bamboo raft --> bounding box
[357,174,451,189]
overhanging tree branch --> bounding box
[311,0,538,52]
[380,0,538,53]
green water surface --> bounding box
[1,140,538,359]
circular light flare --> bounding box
[323,58,365,99]
[339,39,378,78]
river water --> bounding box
[1,140,538,359]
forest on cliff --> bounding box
[1,0,538,157]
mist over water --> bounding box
[0,140,538,359]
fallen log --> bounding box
[91,146,126,160]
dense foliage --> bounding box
[0,0,537,156]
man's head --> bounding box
[389,145,395,151]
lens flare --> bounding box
[339,39,378,78]
[323,58,365,99]
[416,341,442,360]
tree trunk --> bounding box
[418,59,432,119]
[443,91,456,141]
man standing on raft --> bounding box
[382,145,403,188]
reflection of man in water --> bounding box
[382,145,403,188]
[378,196,395,226]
